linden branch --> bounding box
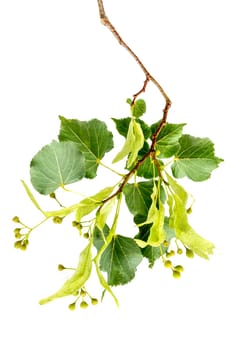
[97,0,171,121]
[96,0,172,205]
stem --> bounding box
[99,160,125,177]
[97,0,172,204]
[96,0,171,113]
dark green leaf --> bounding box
[93,224,110,251]
[30,141,85,195]
[100,235,143,286]
[151,122,186,158]
[137,156,158,179]
[171,135,223,181]
[131,99,146,118]
[59,117,114,178]
[123,180,154,224]
[123,180,166,224]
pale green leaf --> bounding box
[59,117,114,178]
[39,241,92,304]
[30,141,85,195]
[172,135,223,181]
[75,186,114,222]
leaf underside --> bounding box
[30,141,85,195]
[59,117,114,178]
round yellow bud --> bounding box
[164,260,172,268]
[172,270,181,279]
[186,248,194,258]
[80,301,88,309]
[68,302,76,311]
[91,298,98,306]
[174,265,184,272]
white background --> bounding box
[0,0,232,349]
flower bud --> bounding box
[14,228,22,239]
[177,248,183,255]
[186,248,194,258]
[53,216,63,224]
[12,216,20,223]
[172,270,181,279]
[174,265,184,272]
[57,264,65,271]
[80,289,87,297]
[68,302,76,311]
[164,260,172,268]
[80,301,88,309]
[91,298,98,306]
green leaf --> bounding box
[151,122,186,158]
[75,186,115,222]
[123,180,166,224]
[167,174,215,259]
[93,224,110,251]
[112,119,144,167]
[100,235,143,286]
[171,135,223,181]
[39,241,92,304]
[30,141,85,195]
[123,180,154,224]
[59,117,114,178]
[112,117,151,140]
[131,99,146,118]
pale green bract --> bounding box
[75,186,115,222]
[39,241,92,304]
[137,183,166,247]
[21,180,44,214]
[167,173,215,258]
[96,197,116,231]
[112,118,144,167]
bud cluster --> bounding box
[161,239,195,278]
[13,216,30,251]
[68,287,99,311]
